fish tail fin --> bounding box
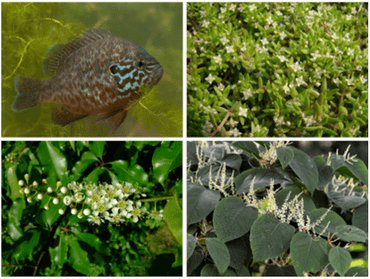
[12,76,42,112]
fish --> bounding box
[12,28,164,128]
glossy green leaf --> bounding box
[8,198,25,240]
[308,208,346,235]
[187,183,220,225]
[88,141,105,158]
[235,168,288,194]
[187,235,197,260]
[68,235,92,275]
[213,196,257,243]
[226,234,252,274]
[329,247,351,276]
[345,266,368,276]
[49,233,68,268]
[13,229,42,262]
[7,164,22,200]
[250,214,295,263]
[110,160,148,186]
[277,146,294,170]
[205,238,230,275]
[152,141,182,185]
[44,202,64,227]
[37,142,67,179]
[85,167,105,183]
[73,230,111,256]
[163,194,182,244]
[291,232,329,276]
[334,225,367,242]
[288,148,318,194]
[232,141,260,157]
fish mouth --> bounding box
[149,63,164,86]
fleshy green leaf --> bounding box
[205,238,230,275]
[152,141,182,185]
[235,168,288,194]
[213,196,257,243]
[250,214,295,263]
[277,146,294,170]
[308,208,346,235]
[345,159,368,185]
[288,148,318,195]
[187,235,197,260]
[187,183,220,225]
[352,201,368,233]
[163,194,182,244]
[334,225,367,242]
[290,232,329,276]
[329,247,351,276]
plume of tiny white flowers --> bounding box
[258,141,291,167]
[19,177,163,226]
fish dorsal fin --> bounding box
[43,28,112,76]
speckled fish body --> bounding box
[12,28,164,127]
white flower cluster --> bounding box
[19,177,164,226]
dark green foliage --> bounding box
[2,141,182,276]
[187,141,368,276]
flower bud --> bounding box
[27,196,33,203]
[18,180,25,186]
[24,174,30,183]
[58,208,65,215]
[32,181,39,188]
[77,211,84,219]
[71,208,78,215]
[37,193,44,200]
[19,188,25,194]
[24,187,30,195]
[60,186,68,194]
[83,208,91,216]
[52,198,59,205]
[47,187,53,193]
[42,179,48,184]
[56,181,63,188]
[44,203,50,210]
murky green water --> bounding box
[2,3,182,137]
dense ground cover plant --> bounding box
[187,141,368,276]
[187,3,368,137]
[2,141,182,276]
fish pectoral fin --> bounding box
[52,107,87,127]
[95,109,128,130]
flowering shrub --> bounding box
[187,141,368,276]
[2,141,182,276]
[187,3,368,137]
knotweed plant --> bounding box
[187,3,368,137]
[19,178,163,226]
[187,141,368,276]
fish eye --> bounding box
[109,65,119,75]
[137,59,145,68]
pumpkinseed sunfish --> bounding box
[12,28,164,128]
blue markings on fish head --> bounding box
[108,47,164,97]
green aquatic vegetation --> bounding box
[2,3,182,137]
[187,3,368,137]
